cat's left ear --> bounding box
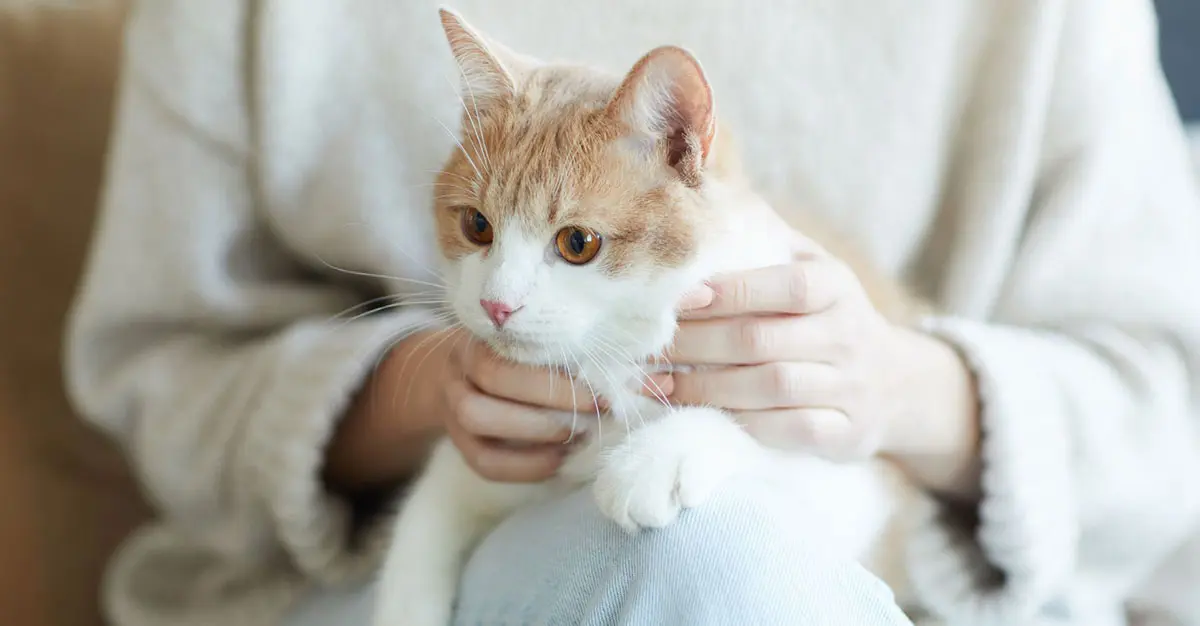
[606,46,716,186]
[438,8,525,110]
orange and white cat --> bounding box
[373,8,918,625]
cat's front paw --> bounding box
[593,408,757,533]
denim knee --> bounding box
[455,487,912,626]
[617,487,908,621]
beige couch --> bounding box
[0,3,149,625]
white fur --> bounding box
[372,171,912,625]
[620,61,683,149]
[440,8,522,108]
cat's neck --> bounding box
[575,355,668,424]
[697,180,798,275]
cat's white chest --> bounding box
[554,364,671,483]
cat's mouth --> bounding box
[483,332,562,365]
[487,331,535,350]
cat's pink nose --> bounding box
[480,299,518,327]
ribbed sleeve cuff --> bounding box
[906,317,1078,625]
[241,310,439,585]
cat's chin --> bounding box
[483,334,562,366]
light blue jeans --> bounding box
[287,487,914,625]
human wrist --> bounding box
[322,329,450,493]
[880,327,982,502]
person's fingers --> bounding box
[454,434,568,482]
[733,407,856,458]
[462,342,606,412]
[444,377,580,443]
[669,362,841,411]
[677,285,716,311]
[633,372,676,402]
[681,257,853,320]
[442,393,568,483]
[667,315,844,365]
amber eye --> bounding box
[460,208,493,245]
[554,226,603,265]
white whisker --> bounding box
[342,314,458,422]
[442,73,492,176]
[572,349,604,443]
[592,333,671,407]
[311,250,447,291]
[395,323,463,411]
[425,170,478,186]
[326,294,400,323]
[433,116,484,182]
[336,300,427,326]
[581,344,645,434]
[555,340,583,444]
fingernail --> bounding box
[679,284,715,310]
[642,374,674,399]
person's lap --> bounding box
[287,486,913,625]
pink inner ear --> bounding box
[608,46,716,182]
[665,64,715,165]
[666,128,691,168]
[664,79,714,168]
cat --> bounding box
[372,8,921,625]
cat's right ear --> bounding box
[438,8,522,110]
[606,46,716,187]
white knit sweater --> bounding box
[65,1,1200,625]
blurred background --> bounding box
[0,2,1196,626]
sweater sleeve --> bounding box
[64,0,436,588]
[905,2,1200,624]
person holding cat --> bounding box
[66,1,1200,625]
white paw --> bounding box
[593,408,755,533]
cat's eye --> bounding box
[554,226,602,265]
[460,208,494,245]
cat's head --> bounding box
[433,8,733,366]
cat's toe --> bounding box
[594,408,754,532]
[593,445,684,533]
[674,450,727,508]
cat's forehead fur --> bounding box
[434,63,702,274]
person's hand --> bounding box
[326,330,610,489]
[443,340,678,482]
[440,340,612,482]
[665,238,981,497]
[326,328,675,491]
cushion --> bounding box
[0,2,148,625]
